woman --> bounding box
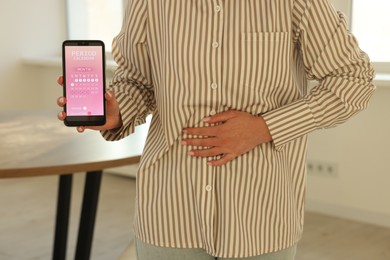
[57,0,375,259]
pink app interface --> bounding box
[65,46,104,116]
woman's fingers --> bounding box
[57,75,63,85]
[57,111,66,121]
[57,96,66,107]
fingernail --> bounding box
[187,151,195,156]
[106,91,112,98]
[181,140,187,145]
[59,97,65,103]
[203,117,211,122]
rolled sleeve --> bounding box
[264,0,375,149]
[101,0,155,141]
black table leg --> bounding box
[53,174,73,260]
[75,170,103,260]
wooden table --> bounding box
[0,111,146,260]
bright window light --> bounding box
[352,0,390,62]
[66,0,124,52]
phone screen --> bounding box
[62,41,106,126]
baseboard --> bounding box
[306,199,390,228]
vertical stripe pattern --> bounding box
[102,0,375,258]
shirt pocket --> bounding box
[240,32,291,94]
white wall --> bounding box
[306,85,390,227]
[303,0,390,228]
[0,1,66,111]
[330,0,352,19]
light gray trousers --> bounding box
[135,239,297,260]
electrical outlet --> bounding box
[307,161,338,178]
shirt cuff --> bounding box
[100,92,140,141]
[262,99,317,149]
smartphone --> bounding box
[62,40,106,126]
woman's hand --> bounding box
[182,110,273,166]
[56,76,123,133]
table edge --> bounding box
[0,156,141,179]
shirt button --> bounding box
[205,185,212,191]
[211,83,218,89]
[212,42,219,48]
[210,110,217,116]
[215,6,221,12]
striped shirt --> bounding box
[102,0,375,257]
